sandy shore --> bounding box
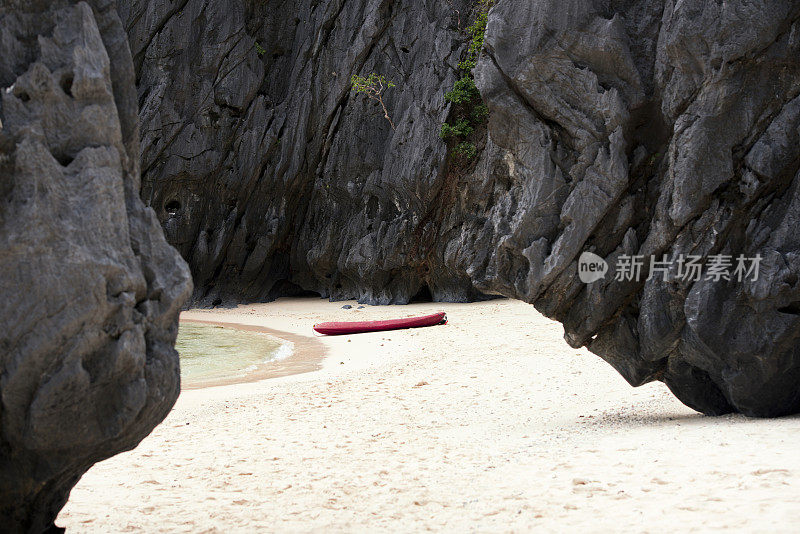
[58,298,800,532]
[178,319,325,389]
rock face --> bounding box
[127,0,799,416]
[122,0,487,306]
[0,1,192,531]
[471,0,800,417]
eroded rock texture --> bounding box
[0,1,192,531]
[122,0,487,305]
[128,0,799,416]
[470,0,800,416]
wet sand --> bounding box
[179,319,325,389]
[58,298,800,532]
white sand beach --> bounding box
[58,298,800,532]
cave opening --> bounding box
[54,152,74,167]
[165,199,181,216]
[268,279,322,300]
[778,302,800,315]
[60,72,74,97]
[410,284,433,303]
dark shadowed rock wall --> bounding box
[123,0,487,306]
[127,0,799,416]
[0,0,192,531]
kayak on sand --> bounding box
[313,312,447,335]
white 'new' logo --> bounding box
[578,251,608,283]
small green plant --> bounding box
[351,72,397,130]
[444,76,480,105]
[254,41,266,56]
[454,142,477,159]
[470,103,488,122]
[647,152,663,166]
[461,10,489,70]
[440,119,474,139]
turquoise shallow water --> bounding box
[176,322,289,386]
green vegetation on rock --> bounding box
[441,1,493,162]
[351,72,397,130]
[440,119,474,139]
[454,141,477,159]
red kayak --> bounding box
[313,312,447,335]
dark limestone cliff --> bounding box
[469,0,800,417]
[123,0,488,306]
[4,0,794,528]
[0,1,192,531]
[128,0,799,416]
